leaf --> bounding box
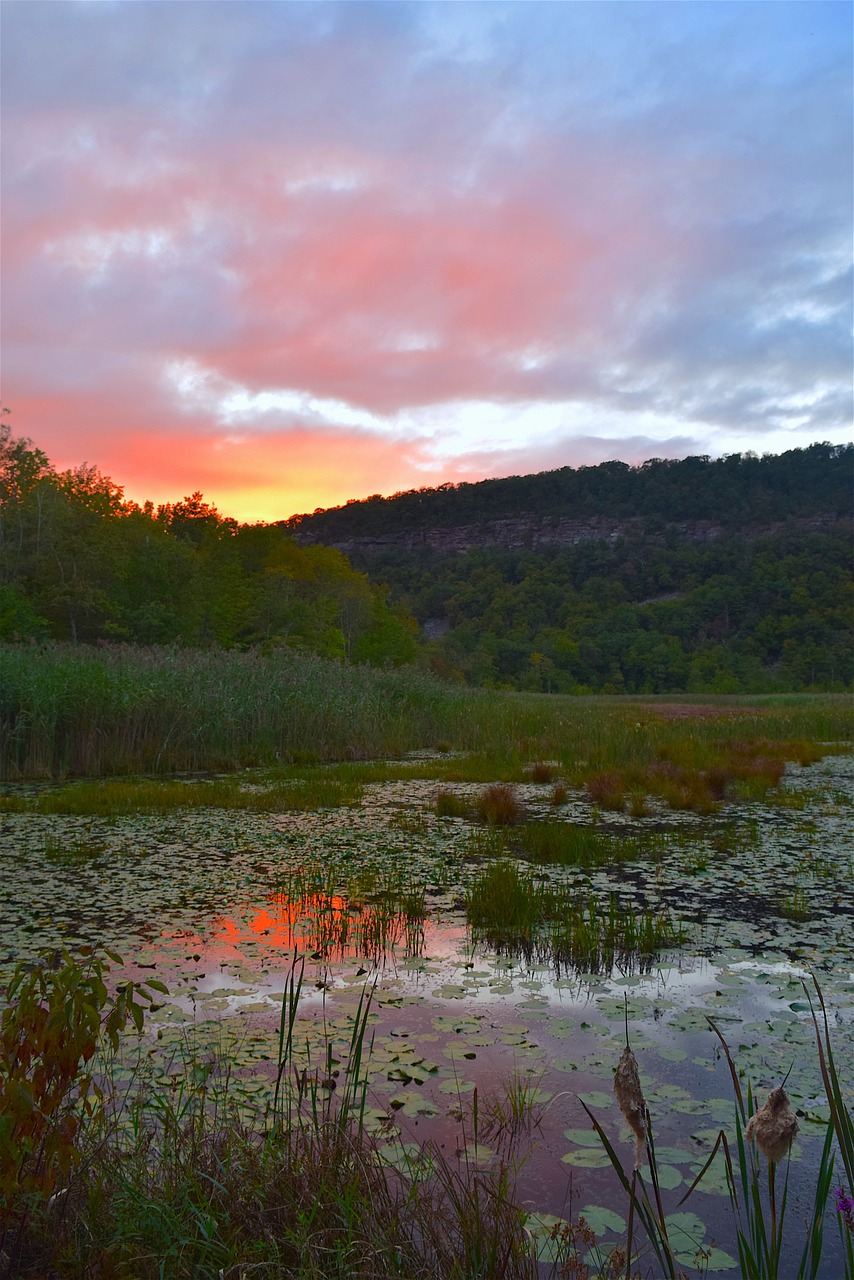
[578,1204,626,1235]
[578,1090,613,1109]
[561,1148,612,1168]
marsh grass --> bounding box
[525,761,556,783]
[512,821,670,868]
[586,994,850,1280]
[268,866,428,963]
[0,773,363,816]
[2,949,547,1279]
[583,737,832,815]
[475,783,524,825]
[435,788,470,818]
[464,860,686,976]
[2,646,850,802]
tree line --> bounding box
[285,443,852,540]
[355,526,852,693]
[2,425,850,693]
[0,426,417,665]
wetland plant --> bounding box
[526,761,556,784]
[475,782,524,825]
[0,773,364,816]
[464,860,686,976]
[586,1001,849,1280]
[269,865,428,963]
[514,821,667,868]
[435,787,469,818]
[1,948,551,1279]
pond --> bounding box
[1,753,852,1276]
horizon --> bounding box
[2,1,852,523]
[13,426,848,529]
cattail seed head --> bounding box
[614,1044,647,1169]
[744,1086,799,1162]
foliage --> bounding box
[2,951,547,1279]
[3,427,852,693]
[0,426,417,665]
[1,641,850,783]
[0,947,164,1266]
[356,522,853,694]
[287,444,853,537]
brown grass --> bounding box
[475,783,524,825]
[526,761,555,783]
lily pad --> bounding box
[578,1090,613,1109]
[563,1127,602,1147]
[561,1148,612,1169]
[578,1204,626,1236]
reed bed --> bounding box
[1,644,850,787]
[464,859,687,976]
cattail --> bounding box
[614,1044,647,1169]
[744,1086,799,1162]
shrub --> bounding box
[526,761,555,784]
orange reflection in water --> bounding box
[211,891,421,963]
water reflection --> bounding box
[212,886,427,966]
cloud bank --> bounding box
[2,1,851,519]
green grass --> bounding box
[2,645,850,790]
[0,773,363,816]
[1,949,548,1280]
[511,821,670,867]
[464,859,687,975]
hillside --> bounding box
[2,433,851,694]
[285,444,851,552]
[287,446,853,694]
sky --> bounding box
[2,1,852,523]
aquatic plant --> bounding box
[1,948,552,1279]
[475,782,524,825]
[435,787,469,818]
[465,860,686,975]
[586,999,849,1280]
[0,773,364,816]
[514,821,667,868]
[526,761,555,783]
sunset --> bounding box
[2,1,851,521]
[2,5,854,1263]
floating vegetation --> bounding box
[1,717,852,1278]
[0,774,363,816]
[464,860,687,976]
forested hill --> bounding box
[2,430,851,693]
[285,445,851,553]
[287,445,853,694]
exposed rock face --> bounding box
[293,513,839,556]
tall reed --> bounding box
[2,643,850,782]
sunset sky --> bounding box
[2,1,852,522]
